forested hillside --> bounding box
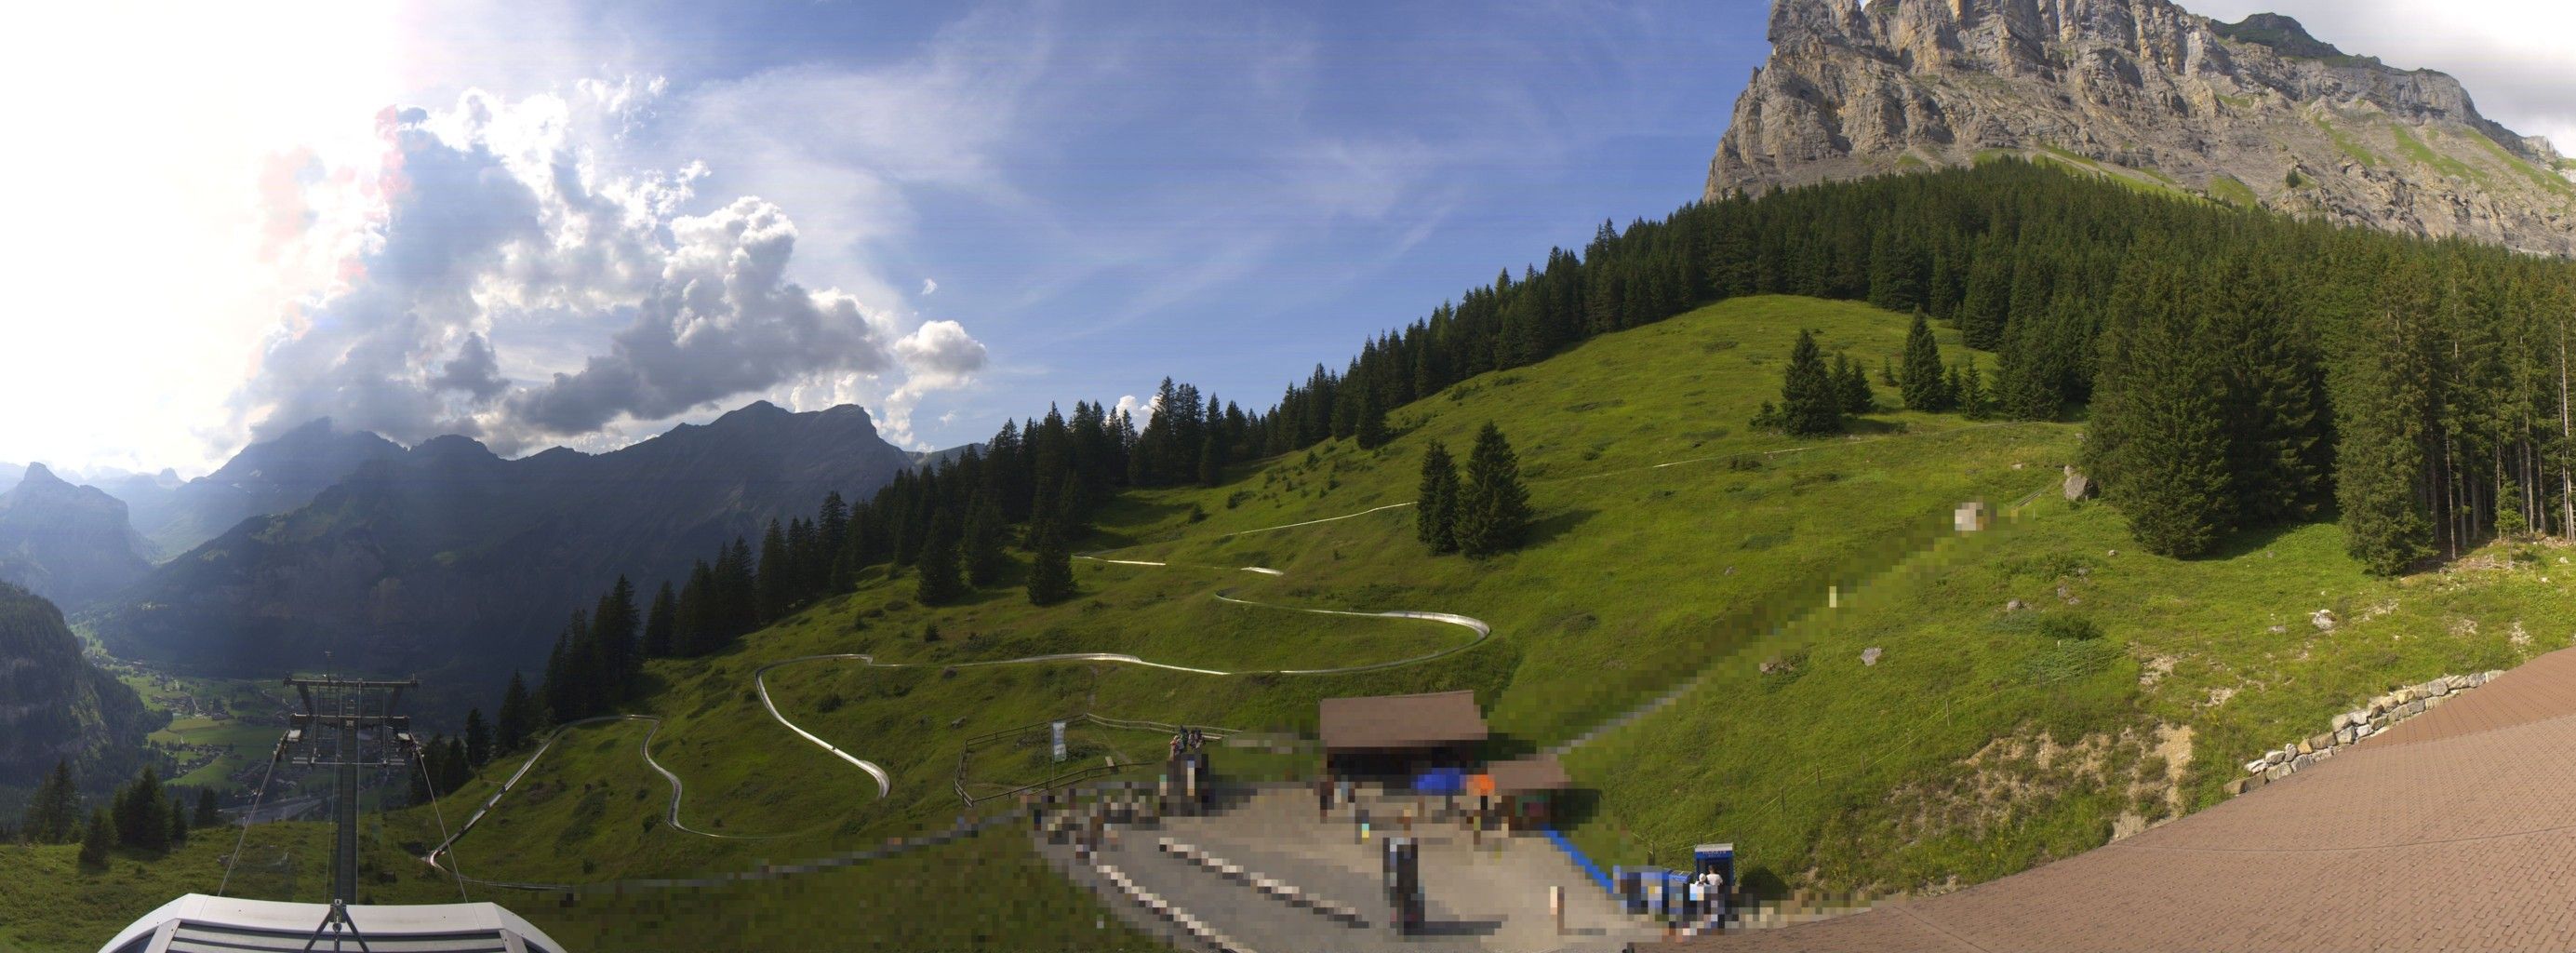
[1255,160,2576,573]
[518,162,2576,726]
[0,584,150,806]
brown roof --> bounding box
[1318,691,1488,751]
[1486,755,1571,793]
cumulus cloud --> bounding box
[234,83,985,453]
[1114,393,1156,427]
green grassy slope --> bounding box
[33,293,2576,946]
[367,296,2070,924]
[1567,483,2573,896]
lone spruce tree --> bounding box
[1456,423,1532,558]
[1900,312,1952,411]
[1416,440,1461,555]
[1781,329,1842,436]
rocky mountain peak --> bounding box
[16,463,65,488]
[1711,0,2576,255]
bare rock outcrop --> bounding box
[1709,0,2576,257]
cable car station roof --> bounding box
[98,894,566,953]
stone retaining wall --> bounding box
[2223,670,2504,797]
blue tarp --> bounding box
[1412,768,1465,794]
[1546,828,1617,896]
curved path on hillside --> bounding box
[418,420,2041,885]
[415,536,1491,880]
[1682,646,2576,952]
[424,713,802,873]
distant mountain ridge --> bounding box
[0,463,153,608]
[1710,0,2576,256]
[87,401,918,698]
[111,419,408,560]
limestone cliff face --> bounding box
[1709,0,2576,256]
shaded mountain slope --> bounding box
[88,402,916,696]
[0,584,150,796]
[0,464,152,608]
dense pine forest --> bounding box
[497,159,2576,747]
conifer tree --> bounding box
[915,508,966,605]
[963,490,1008,587]
[78,809,111,868]
[1866,228,1921,313]
[113,767,169,852]
[817,491,849,582]
[716,538,757,638]
[1355,388,1389,450]
[168,795,188,846]
[2087,282,2233,557]
[194,789,220,828]
[755,520,794,622]
[595,576,639,701]
[1958,358,1989,421]
[463,708,491,768]
[2338,300,2436,575]
[1197,436,1224,487]
[496,671,531,753]
[1995,319,2062,421]
[1833,354,1873,414]
[1958,251,2011,350]
[676,561,716,655]
[1456,423,1533,558]
[1780,329,1843,436]
[439,737,472,794]
[1024,500,1076,607]
[2209,266,2327,524]
[642,583,676,658]
[1901,312,1952,411]
[1416,440,1462,555]
[2499,476,2530,539]
[21,759,77,843]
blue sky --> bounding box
[0,1,1770,474]
[584,0,1778,450]
[6,0,2569,475]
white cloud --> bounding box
[2184,1,2576,152]
[1114,394,1157,427]
[234,86,984,455]
[921,277,939,296]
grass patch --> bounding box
[2460,128,2575,199]
[2207,173,2259,208]
[2390,124,2486,184]
[2314,115,2379,168]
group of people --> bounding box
[1167,726,1205,758]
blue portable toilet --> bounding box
[1692,843,1736,885]
[1691,843,1737,921]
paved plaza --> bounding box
[1681,646,2576,951]
[1038,785,1659,952]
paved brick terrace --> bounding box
[1681,646,2576,951]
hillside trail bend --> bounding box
[414,421,2051,888]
